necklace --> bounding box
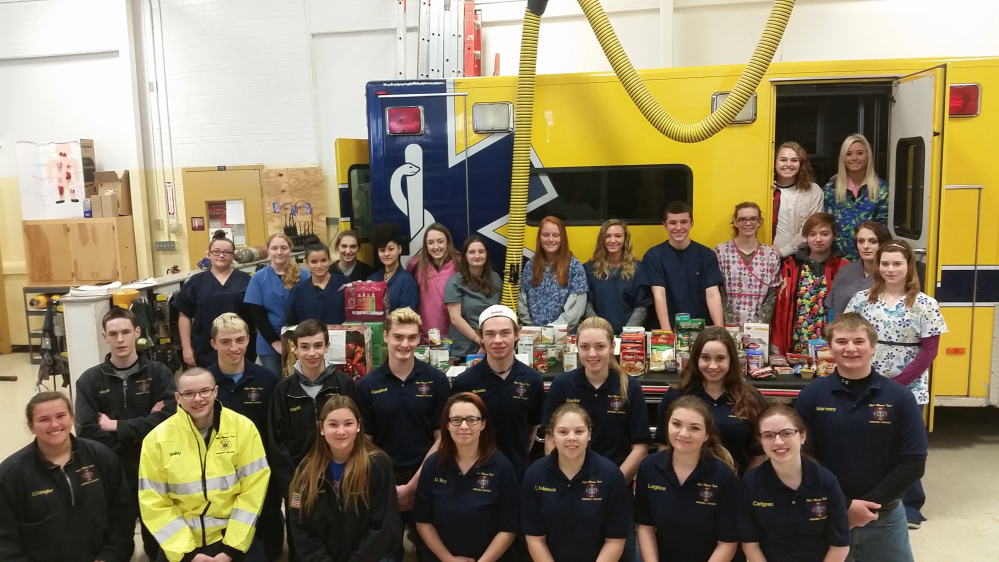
[776,182,795,189]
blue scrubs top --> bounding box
[634,450,739,562]
[244,265,309,355]
[367,268,420,312]
[172,269,252,367]
[638,240,723,326]
[284,273,352,326]
[738,459,850,561]
[794,372,928,502]
[541,368,650,466]
[451,359,544,479]
[354,360,450,469]
[583,260,651,334]
[521,450,631,562]
[207,361,279,437]
[415,451,520,558]
[655,386,765,474]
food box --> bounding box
[648,331,675,372]
[743,322,771,363]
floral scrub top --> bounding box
[822,178,889,262]
[715,240,782,327]
[792,264,829,354]
[520,256,588,326]
[846,290,948,405]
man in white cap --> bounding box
[451,305,544,480]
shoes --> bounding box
[908,520,921,529]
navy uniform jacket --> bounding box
[794,371,928,502]
[288,453,401,562]
[521,450,631,562]
[451,359,544,479]
[634,450,739,562]
[285,273,352,326]
[541,368,650,466]
[738,459,850,561]
[415,451,519,559]
[74,354,176,481]
[172,269,253,367]
[355,361,450,469]
[638,240,723,327]
[0,436,135,562]
[208,361,279,439]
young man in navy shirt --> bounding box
[207,313,283,561]
[639,200,724,330]
[795,312,926,562]
[354,307,450,560]
[451,305,544,479]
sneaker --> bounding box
[908,520,921,529]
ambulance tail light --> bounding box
[387,106,424,135]
[949,84,981,117]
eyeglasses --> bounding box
[736,217,761,225]
[447,416,483,427]
[178,387,216,401]
[759,428,799,441]
[210,250,234,257]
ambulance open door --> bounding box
[887,66,946,427]
[334,138,375,265]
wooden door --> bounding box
[23,221,73,282]
[182,166,266,269]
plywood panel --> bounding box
[260,167,329,245]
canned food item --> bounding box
[533,347,549,373]
[563,352,578,371]
[747,349,763,372]
[415,346,430,363]
[428,328,441,346]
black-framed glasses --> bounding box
[736,217,761,225]
[447,416,483,427]
[759,428,799,441]
[210,250,234,257]
[178,387,216,400]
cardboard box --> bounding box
[88,196,104,218]
[80,139,96,197]
[743,322,771,363]
[96,193,119,218]
[94,170,131,215]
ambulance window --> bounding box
[891,137,924,240]
[347,165,373,241]
[526,164,693,226]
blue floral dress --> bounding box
[846,290,948,405]
[822,178,889,262]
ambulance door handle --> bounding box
[913,248,926,256]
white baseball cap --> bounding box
[479,304,519,328]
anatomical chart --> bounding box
[16,140,85,220]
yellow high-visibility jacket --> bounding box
[138,402,270,562]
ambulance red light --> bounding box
[387,106,424,134]
[949,84,981,117]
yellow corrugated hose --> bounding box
[502,0,796,311]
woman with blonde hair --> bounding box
[636,395,739,562]
[245,232,308,373]
[407,222,461,343]
[584,219,650,334]
[288,395,401,561]
[772,141,824,258]
[518,216,588,331]
[823,134,889,261]
[715,202,783,326]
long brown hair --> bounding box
[664,395,736,472]
[589,219,637,280]
[457,236,496,298]
[676,327,763,422]
[267,232,301,290]
[577,317,628,405]
[774,141,816,191]
[289,396,386,515]
[531,216,572,287]
[436,393,497,472]
[412,223,460,287]
[868,240,920,308]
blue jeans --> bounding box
[258,353,283,375]
[846,503,915,562]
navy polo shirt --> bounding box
[655,386,765,474]
[284,273,352,326]
[414,451,520,558]
[638,240,723,327]
[541,368,650,466]
[521,450,631,562]
[794,371,928,502]
[738,459,850,561]
[583,260,651,334]
[634,450,738,562]
[451,359,544,479]
[207,361,279,436]
[354,360,450,468]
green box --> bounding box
[347,321,386,365]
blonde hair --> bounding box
[211,312,248,339]
[267,232,301,290]
[383,307,422,334]
[590,219,637,280]
[833,134,882,204]
[577,317,628,405]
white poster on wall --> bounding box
[15,140,86,220]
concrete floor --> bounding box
[1,352,996,561]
